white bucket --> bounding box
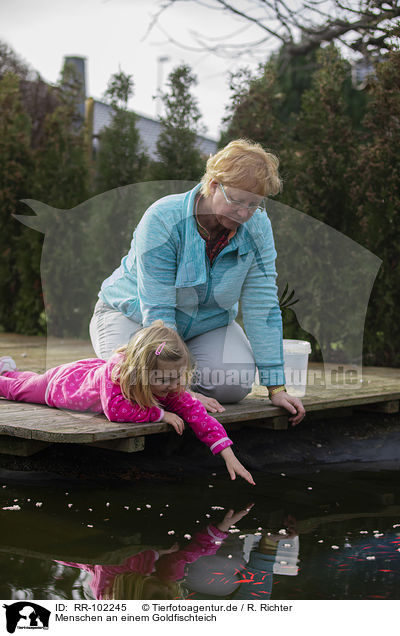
[283,339,311,397]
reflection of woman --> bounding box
[185,513,299,599]
[90,139,305,424]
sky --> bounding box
[0,0,277,140]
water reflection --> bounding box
[54,507,301,600]
[1,469,399,600]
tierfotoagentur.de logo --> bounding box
[2,602,51,634]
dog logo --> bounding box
[3,602,50,633]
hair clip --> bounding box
[155,341,166,356]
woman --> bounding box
[90,139,305,424]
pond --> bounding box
[0,467,399,600]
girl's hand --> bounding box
[220,447,255,485]
[191,392,225,414]
[217,503,255,532]
[163,411,185,435]
[269,391,305,426]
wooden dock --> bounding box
[0,334,399,456]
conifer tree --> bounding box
[220,62,284,153]
[0,72,33,331]
[22,61,91,337]
[352,49,400,366]
[96,70,147,192]
[151,64,204,180]
[284,45,356,237]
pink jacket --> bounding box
[55,550,159,600]
[44,353,232,455]
[55,524,228,598]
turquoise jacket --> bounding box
[100,183,285,386]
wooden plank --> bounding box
[0,419,170,444]
[1,388,400,444]
[0,399,172,442]
[250,416,289,430]
[355,400,399,414]
[214,399,282,423]
[1,344,400,450]
[0,435,50,457]
[300,392,400,411]
[89,436,145,453]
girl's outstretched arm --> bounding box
[161,391,255,484]
[160,390,232,454]
[220,447,256,486]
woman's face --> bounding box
[208,179,265,231]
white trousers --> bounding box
[89,299,256,404]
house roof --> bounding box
[92,99,217,160]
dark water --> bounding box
[0,468,399,600]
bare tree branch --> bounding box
[210,0,287,42]
[191,30,273,56]
[141,0,177,41]
[146,0,400,64]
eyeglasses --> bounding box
[219,183,265,213]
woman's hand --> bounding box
[191,391,225,414]
[266,515,298,543]
[269,390,305,426]
[220,447,255,485]
[163,411,185,435]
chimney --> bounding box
[63,56,87,122]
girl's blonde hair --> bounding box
[103,572,184,600]
[111,319,195,409]
[200,138,282,198]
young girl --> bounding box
[56,523,231,600]
[0,320,255,485]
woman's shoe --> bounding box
[0,356,17,375]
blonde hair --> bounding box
[200,138,282,198]
[103,572,184,600]
[111,320,195,409]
